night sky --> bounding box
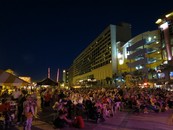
[0,0,172,81]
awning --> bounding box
[0,70,29,86]
[37,78,58,86]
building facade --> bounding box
[123,30,162,85]
[69,23,131,86]
[68,11,173,88]
[155,11,173,84]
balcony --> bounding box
[127,48,146,60]
[127,58,147,68]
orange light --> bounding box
[144,83,147,86]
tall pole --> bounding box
[48,67,50,78]
[57,68,59,82]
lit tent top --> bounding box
[0,69,29,86]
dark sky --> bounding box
[0,0,172,81]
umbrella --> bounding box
[0,69,29,86]
[37,78,58,86]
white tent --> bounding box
[0,69,29,86]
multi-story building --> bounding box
[69,23,131,86]
[62,69,69,83]
[155,11,173,84]
[156,11,173,62]
[68,11,173,88]
[123,30,162,85]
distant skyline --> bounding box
[0,0,172,81]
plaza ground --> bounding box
[13,109,173,130]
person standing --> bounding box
[44,90,52,107]
[12,88,21,101]
[31,90,38,118]
[23,94,35,130]
[16,90,26,125]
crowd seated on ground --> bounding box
[39,86,173,128]
[0,86,173,129]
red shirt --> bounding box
[74,116,84,128]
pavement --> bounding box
[10,109,173,130]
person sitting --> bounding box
[53,110,72,128]
[73,113,85,128]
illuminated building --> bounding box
[124,30,162,84]
[156,11,173,62]
[155,11,173,83]
[68,11,173,87]
[69,23,131,86]
[62,69,69,83]
[122,11,173,85]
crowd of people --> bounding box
[0,86,173,129]
[0,88,38,130]
[40,86,173,128]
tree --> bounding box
[132,70,143,83]
[105,77,111,85]
[148,68,156,80]
[122,71,129,80]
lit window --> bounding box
[148,37,152,42]
[119,59,123,65]
[118,53,122,59]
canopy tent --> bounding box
[37,78,58,86]
[0,69,29,86]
